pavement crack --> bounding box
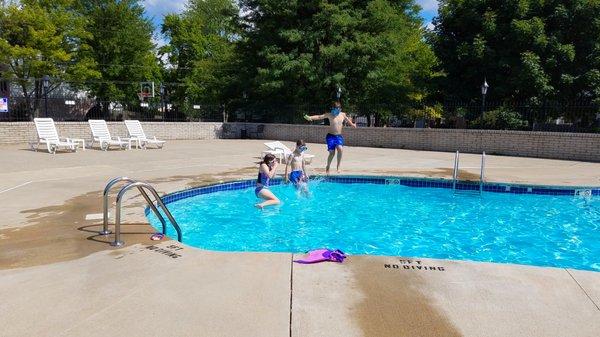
[289,253,294,337]
[565,269,600,311]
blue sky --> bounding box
[417,0,439,26]
[143,0,439,45]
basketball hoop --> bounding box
[137,92,151,101]
[140,82,154,98]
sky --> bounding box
[417,0,439,28]
[142,0,439,46]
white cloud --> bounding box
[143,0,186,20]
[143,0,186,52]
[416,0,438,29]
[416,0,439,12]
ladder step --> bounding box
[454,189,480,195]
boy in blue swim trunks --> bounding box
[304,101,356,174]
[284,140,309,195]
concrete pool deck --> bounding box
[0,140,599,336]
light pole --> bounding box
[242,91,247,122]
[241,91,248,138]
[42,75,50,118]
[481,78,489,117]
[336,86,342,101]
[159,83,165,118]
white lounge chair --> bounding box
[124,120,166,149]
[262,141,315,164]
[88,120,131,151]
[31,118,79,154]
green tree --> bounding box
[77,0,160,112]
[237,0,438,124]
[0,0,99,118]
[433,0,600,108]
[160,0,239,119]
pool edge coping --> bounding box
[154,175,600,209]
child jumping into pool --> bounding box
[284,139,310,195]
[255,153,280,209]
[304,101,356,174]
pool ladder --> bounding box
[452,151,486,195]
[101,177,182,247]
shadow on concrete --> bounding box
[77,223,158,244]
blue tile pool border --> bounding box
[145,175,599,215]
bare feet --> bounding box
[254,203,264,210]
[325,166,330,175]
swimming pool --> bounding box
[147,176,600,271]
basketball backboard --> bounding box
[139,82,154,99]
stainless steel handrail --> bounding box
[452,151,459,190]
[102,177,168,235]
[453,151,486,195]
[479,152,486,193]
[112,181,182,247]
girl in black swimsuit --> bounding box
[255,153,280,209]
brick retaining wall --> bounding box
[250,123,599,162]
[0,122,223,145]
[1,121,598,162]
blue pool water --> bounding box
[147,179,600,271]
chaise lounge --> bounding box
[31,118,80,154]
[262,141,315,164]
[88,119,131,151]
[124,120,166,149]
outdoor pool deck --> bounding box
[0,140,599,337]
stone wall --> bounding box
[240,123,600,162]
[0,122,223,145]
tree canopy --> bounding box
[77,0,161,103]
[160,0,239,114]
[0,0,99,116]
[1,0,599,128]
[237,0,438,120]
[433,0,600,104]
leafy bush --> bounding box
[407,104,443,121]
[470,107,528,130]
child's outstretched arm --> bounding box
[304,113,327,122]
[344,113,357,128]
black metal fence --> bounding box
[230,100,600,133]
[0,96,224,122]
[1,96,599,133]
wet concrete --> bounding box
[353,258,462,337]
[0,190,160,268]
